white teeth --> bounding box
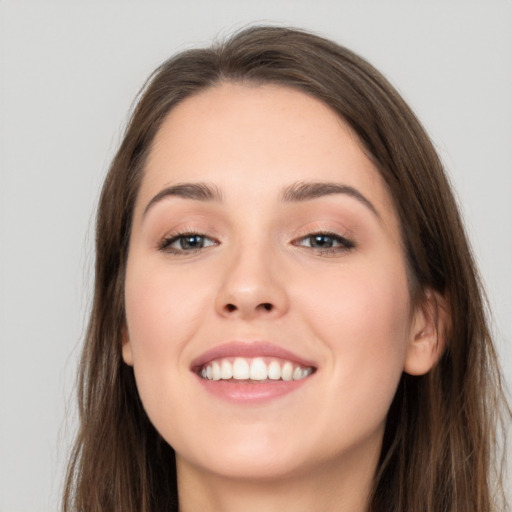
[200,357,314,382]
[232,358,250,380]
[267,360,281,380]
[281,361,293,381]
[292,366,303,380]
[220,359,233,379]
[250,358,267,380]
[212,361,221,381]
[293,367,313,380]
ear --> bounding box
[121,326,134,366]
[404,289,449,376]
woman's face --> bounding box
[123,83,427,482]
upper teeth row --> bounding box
[200,357,313,381]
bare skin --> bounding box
[122,83,444,512]
[177,432,380,512]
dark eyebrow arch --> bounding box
[143,183,222,217]
[281,181,379,218]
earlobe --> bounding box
[404,290,449,376]
[121,327,134,366]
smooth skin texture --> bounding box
[122,83,444,512]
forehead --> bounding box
[138,82,397,228]
[147,82,361,175]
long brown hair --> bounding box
[63,26,510,511]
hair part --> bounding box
[63,26,510,512]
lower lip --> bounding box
[194,375,312,404]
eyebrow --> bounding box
[281,181,379,218]
[143,183,223,217]
[143,180,379,218]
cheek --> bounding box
[124,259,208,356]
[123,257,213,415]
[302,258,411,341]
[299,260,411,416]
[123,258,216,445]
[339,277,410,359]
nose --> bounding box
[214,242,289,321]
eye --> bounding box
[293,232,355,254]
[159,232,218,254]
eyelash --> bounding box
[292,231,355,256]
[158,230,355,256]
[158,230,219,255]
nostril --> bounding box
[222,302,274,314]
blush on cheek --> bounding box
[124,261,212,367]
[318,270,410,378]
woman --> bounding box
[63,26,510,511]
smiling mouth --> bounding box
[197,357,316,382]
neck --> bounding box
[176,443,379,512]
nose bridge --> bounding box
[215,230,288,319]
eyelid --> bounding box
[156,226,355,256]
[291,230,355,255]
[158,229,219,254]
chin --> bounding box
[172,425,316,481]
[179,447,311,482]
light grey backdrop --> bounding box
[1,1,511,511]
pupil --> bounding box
[312,234,333,248]
[181,235,203,249]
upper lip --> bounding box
[190,341,318,370]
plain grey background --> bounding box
[1,1,511,510]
